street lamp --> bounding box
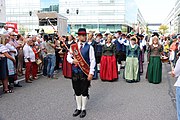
[66,9,69,14]
[29,11,32,16]
[76,9,79,15]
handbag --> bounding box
[36,59,42,65]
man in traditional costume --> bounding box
[95,33,104,64]
[139,34,145,74]
[88,32,98,79]
[113,31,122,64]
[67,28,96,118]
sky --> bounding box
[134,0,177,23]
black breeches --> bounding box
[72,72,90,97]
[116,51,126,64]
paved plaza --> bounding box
[0,62,177,120]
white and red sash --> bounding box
[71,43,90,76]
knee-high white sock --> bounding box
[75,95,82,110]
[81,96,87,110]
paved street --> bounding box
[0,62,177,120]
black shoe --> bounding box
[14,83,22,87]
[79,110,86,118]
[29,78,33,81]
[126,80,133,83]
[26,81,32,83]
[73,109,81,117]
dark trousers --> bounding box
[72,72,90,97]
[55,51,61,70]
[0,57,7,80]
[43,57,48,76]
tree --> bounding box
[159,25,169,34]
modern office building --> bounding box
[5,0,40,34]
[136,9,146,34]
[5,0,146,34]
[40,0,59,13]
[174,0,180,34]
[59,0,146,33]
[0,0,6,27]
[5,0,60,34]
[163,0,180,34]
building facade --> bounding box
[59,0,145,33]
[5,0,146,34]
[40,0,59,13]
[163,0,180,34]
[0,0,6,27]
[174,0,180,34]
[5,0,40,34]
[5,0,60,34]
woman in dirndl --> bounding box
[100,34,118,81]
[62,35,76,78]
[125,37,140,83]
[147,36,163,84]
[0,43,15,93]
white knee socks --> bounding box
[81,96,87,110]
[75,95,87,110]
[75,95,82,110]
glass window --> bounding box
[41,0,59,13]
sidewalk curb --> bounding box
[0,73,42,88]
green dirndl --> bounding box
[125,57,139,81]
[147,56,162,84]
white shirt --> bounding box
[140,42,143,50]
[142,39,146,46]
[106,43,111,47]
[99,38,105,45]
[174,58,180,87]
[23,43,35,62]
[68,40,73,44]
[67,42,96,75]
[124,39,130,46]
[6,43,18,58]
[118,38,123,44]
[112,39,116,43]
[88,41,92,45]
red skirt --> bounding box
[100,55,118,81]
[63,53,72,78]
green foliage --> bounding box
[159,25,169,34]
